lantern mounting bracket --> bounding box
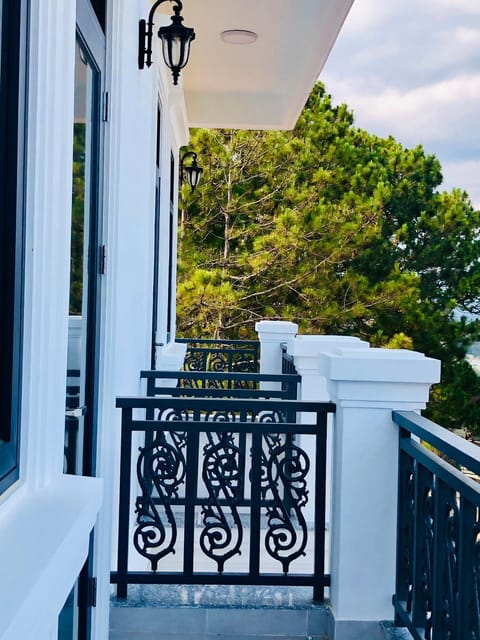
[138,0,195,85]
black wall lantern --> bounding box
[138,0,195,85]
[180,151,203,192]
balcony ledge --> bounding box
[0,474,102,640]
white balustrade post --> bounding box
[321,348,440,640]
[287,336,370,527]
[255,320,298,389]
[153,341,188,388]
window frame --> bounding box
[0,0,28,494]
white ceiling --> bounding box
[175,0,354,130]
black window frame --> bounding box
[151,106,162,369]
[166,151,175,341]
[0,0,28,494]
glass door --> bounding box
[59,1,105,637]
[64,31,101,479]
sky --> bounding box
[322,0,480,209]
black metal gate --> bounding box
[112,397,334,602]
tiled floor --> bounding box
[111,517,331,639]
[110,585,331,639]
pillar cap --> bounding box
[323,347,440,384]
[320,347,441,406]
[156,341,188,370]
[288,335,370,358]
[255,320,298,340]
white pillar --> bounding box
[151,341,188,388]
[287,336,370,526]
[157,341,187,371]
[288,335,370,401]
[321,348,440,640]
[255,320,298,388]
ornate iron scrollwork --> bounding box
[440,496,459,639]
[400,456,415,614]
[116,395,333,602]
[422,480,435,640]
[134,425,187,570]
[263,437,309,573]
[181,340,259,376]
[200,432,244,573]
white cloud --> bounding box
[323,0,480,208]
[441,160,480,209]
[341,0,402,34]
[429,27,480,68]
[421,0,480,16]
[325,74,480,148]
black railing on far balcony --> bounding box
[176,338,260,374]
[112,397,335,602]
[392,410,480,640]
[281,343,298,376]
[140,369,300,399]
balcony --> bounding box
[111,325,480,640]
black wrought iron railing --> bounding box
[281,343,298,376]
[177,338,260,374]
[112,397,335,602]
[140,369,300,399]
[392,410,480,640]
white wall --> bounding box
[0,1,103,638]
[0,0,190,638]
[93,1,188,637]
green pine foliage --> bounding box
[178,83,480,433]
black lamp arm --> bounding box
[180,151,198,172]
[139,0,184,70]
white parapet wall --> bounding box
[286,335,370,527]
[255,320,298,389]
[321,347,440,640]
[255,323,442,638]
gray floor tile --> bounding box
[110,607,206,634]
[206,608,307,636]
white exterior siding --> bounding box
[0,1,188,638]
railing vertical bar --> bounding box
[116,408,133,599]
[249,430,263,577]
[239,431,247,502]
[431,479,449,639]
[183,429,200,577]
[395,441,413,609]
[313,410,327,602]
[457,497,476,639]
[144,378,156,496]
[411,464,433,630]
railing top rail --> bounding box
[176,338,259,347]
[402,437,480,504]
[117,419,325,436]
[116,396,335,413]
[393,409,480,476]
[181,348,258,355]
[140,370,300,382]
[138,386,292,399]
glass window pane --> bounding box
[0,0,25,492]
